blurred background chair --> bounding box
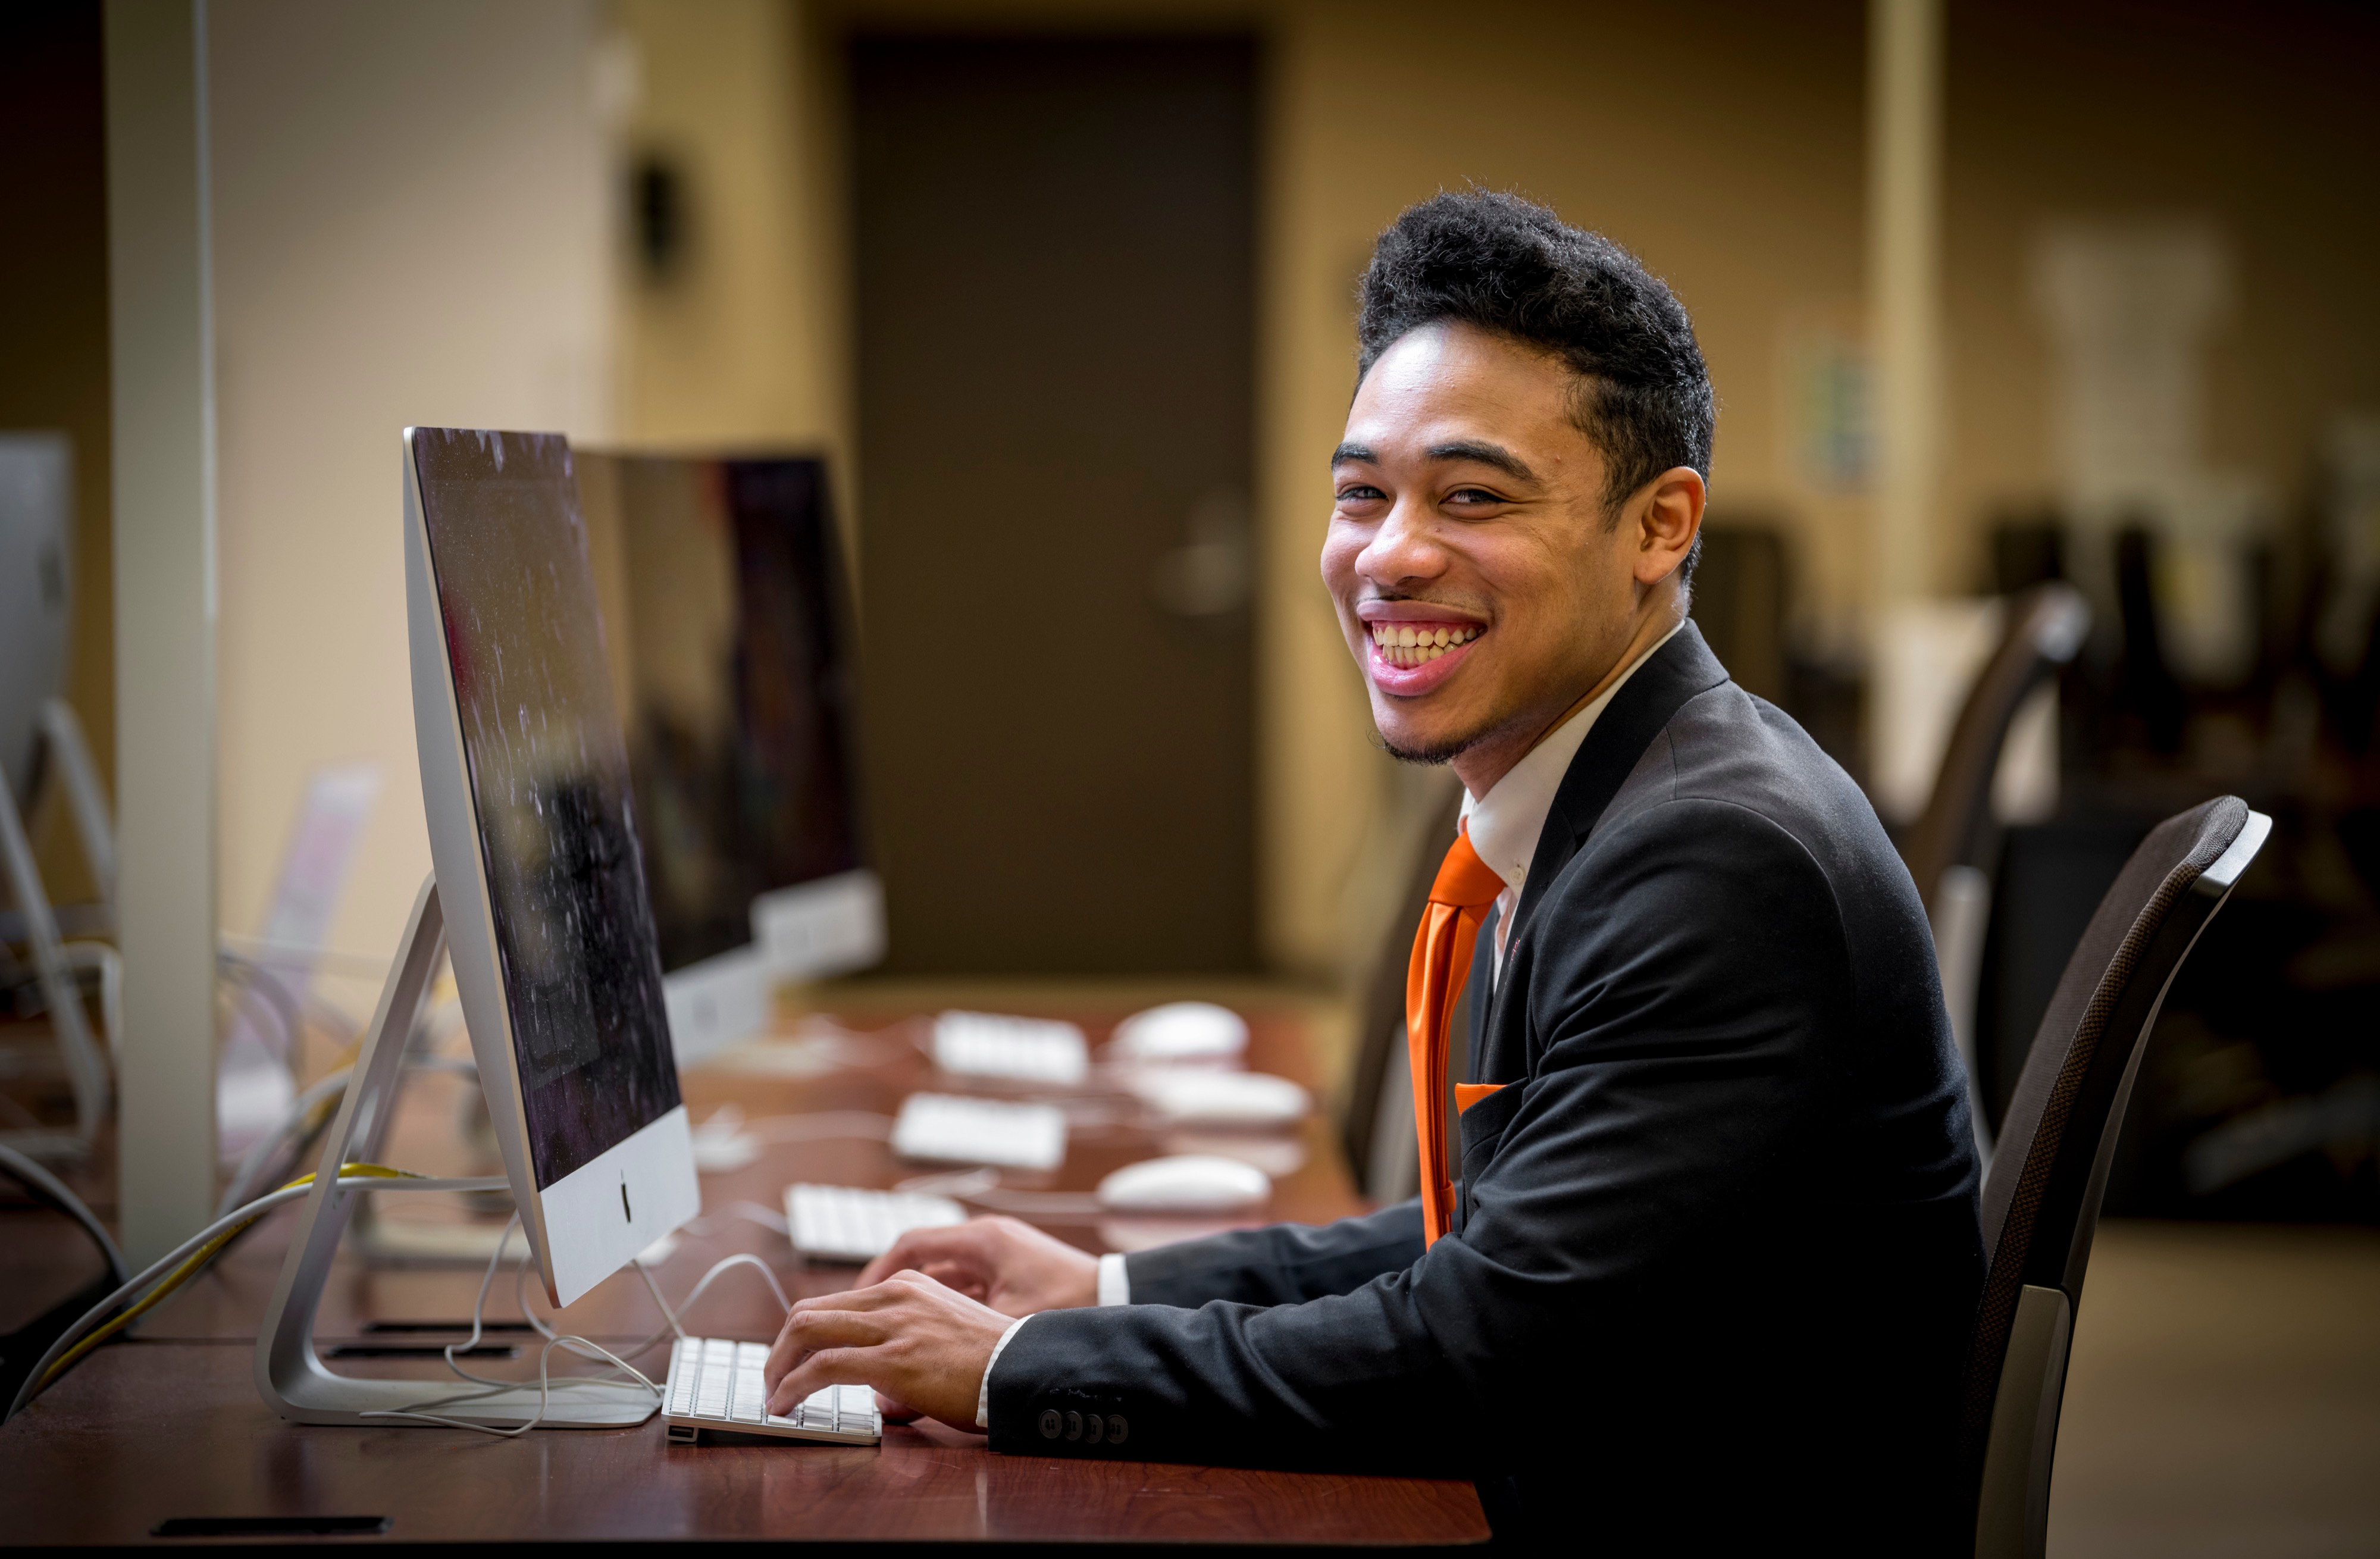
[1962,795,2267,1558]
[1689,524,1792,707]
[1903,583,2091,1164]
[1339,780,1464,1206]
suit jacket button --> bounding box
[1107,1415,1128,1445]
[1085,1413,1104,1445]
[1039,1410,1062,1439]
[1066,1411,1083,1441]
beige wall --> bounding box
[210,0,619,982]
[613,0,847,459]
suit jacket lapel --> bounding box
[1501,622,1731,979]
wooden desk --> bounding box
[1,1001,1488,1547]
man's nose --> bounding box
[1355,499,1446,587]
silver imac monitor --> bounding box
[403,427,699,1307]
[576,452,882,1061]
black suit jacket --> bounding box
[988,625,1984,1548]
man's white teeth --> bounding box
[1368,622,1480,666]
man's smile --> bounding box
[1358,606,1487,695]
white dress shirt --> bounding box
[974,621,1684,1429]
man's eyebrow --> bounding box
[1426,440,1538,484]
[1329,439,1540,484]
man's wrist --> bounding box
[976,1314,1032,1432]
[1095,1251,1131,1306]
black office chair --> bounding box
[1903,583,2091,921]
[1961,796,2268,1559]
[1902,583,2090,1162]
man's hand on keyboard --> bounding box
[855,1215,1098,1317]
[762,1270,1010,1432]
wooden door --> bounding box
[851,36,1257,974]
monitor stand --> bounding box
[0,757,108,1162]
[253,874,655,1429]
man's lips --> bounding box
[1361,618,1484,696]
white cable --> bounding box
[217,931,392,979]
[216,1069,352,1220]
[17,1170,803,1438]
[960,1188,1106,1220]
[7,1172,508,1423]
[356,1332,662,1438]
[680,1200,790,1238]
[746,1112,897,1144]
[0,1141,126,1285]
[358,1227,792,1437]
[356,1208,662,1437]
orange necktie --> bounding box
[1405,827,1509,1245]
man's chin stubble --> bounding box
[1371,688,1545,768]
[1377,728,1483,766]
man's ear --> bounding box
[1632,466,1706,586]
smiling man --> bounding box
[763,192,1984,1550]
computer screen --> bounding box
[577,452,880,1009]
[407,428,684,1195]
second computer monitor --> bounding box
[578,453,882,1058]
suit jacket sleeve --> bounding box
[1124,1201,1424,1308]
[985,799,1857,1474]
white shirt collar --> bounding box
[1459,621,1685,897]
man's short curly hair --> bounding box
[1357,190,1714,558]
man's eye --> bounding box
[1447,487,1501,506]
[1336,484,1386,503]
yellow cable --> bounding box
[36,1163,418,1391]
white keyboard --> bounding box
[785,1182,967,1264]
[661,1337,881,1446]
[932,1010,1089,1086]
[892,1092,1068,1170]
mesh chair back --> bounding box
[1963,796,2268,1557]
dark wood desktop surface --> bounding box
[1,1001,1489,1547]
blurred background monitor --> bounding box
[0,432,72,804]
[578,452,882,1060]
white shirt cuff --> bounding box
[975,1259,1131,1432]
[976,1314,1032,1432]
[1097,1251,1132,1307]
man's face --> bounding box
[1320,322,1651,767]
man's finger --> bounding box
[767,1345,876,1416]
[857,1224,986,1286]
[788,1274,929,1320]
[764,1301,896,1392]
[782,1303,895,1348]
[915,1259,988,1300]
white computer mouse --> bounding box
[1124,1068,1311,1126]
[1095,1154,1272,1213]
[1106,1001,1249,1063]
